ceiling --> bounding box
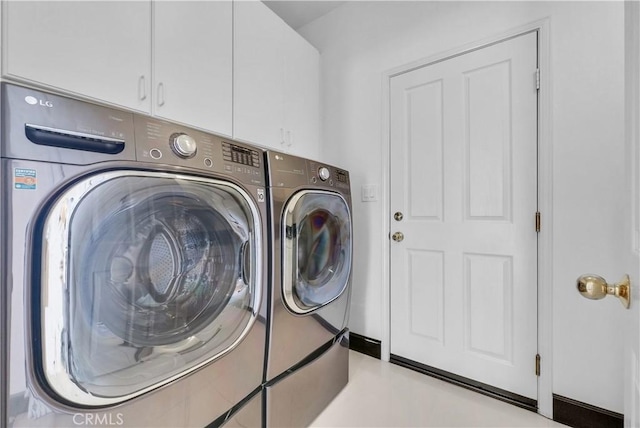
[263,1,347,30]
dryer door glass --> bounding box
[36,171,263,406]
[282,190,352,314]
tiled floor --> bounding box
[310,351,567,427]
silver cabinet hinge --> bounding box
[535,354,541,376]
[535,211,541,233]
[536,68,540,90]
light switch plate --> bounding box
[361,184,378,202]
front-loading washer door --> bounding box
[282,190,352,315]
[34,170,263,407]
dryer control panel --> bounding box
[308,160,351,193]
[266,150,350,195]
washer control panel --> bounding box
[133,116,264,186]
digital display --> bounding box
[336,170,348,183]
[222,142,260,167]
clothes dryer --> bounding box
[0,84,267,427]
[264,151,352,427]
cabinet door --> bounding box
[233,0,284,148]
[283,25,320,159]
[153,1,232,136]
[4,1,151,112]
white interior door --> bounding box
[390,32,538,400]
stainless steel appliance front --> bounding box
[1,83,268,427]
[265,150,353,426]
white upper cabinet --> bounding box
[234,0,284,148]
[3,1,317,146]
[3,1,152,113]
[282,24,320,158]
[234,1,320,154]
[153,1,232,136]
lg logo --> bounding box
[24,96,53,108]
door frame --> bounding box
[625,1,640,425]
[380,18,553,418]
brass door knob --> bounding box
[392,232,404,242]
[576,274,631,309]
[394,212,404,221]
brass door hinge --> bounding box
[535,212,541,233]
[535,354,541,376]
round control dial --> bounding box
[318,167,331,181]
[170,133,197,158]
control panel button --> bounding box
[318,167,331,181]
[170,133,197,158]
[203,158,213,168]
[149,148,163,159]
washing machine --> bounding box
[264,151,352,427]
[0,83,267,428]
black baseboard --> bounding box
[390,354,537,413]
[553,395,623,428]
[348,332,381,359]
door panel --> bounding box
[390,32,538,399]
[464,254,513,362]
[406,80,444,220]
[465,60,512,220]
[408,250,444,342]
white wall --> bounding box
[301,1,626,414]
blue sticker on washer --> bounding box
[14,168,37,190]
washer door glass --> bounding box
[37,171,262,406]
[282,190,352,314]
